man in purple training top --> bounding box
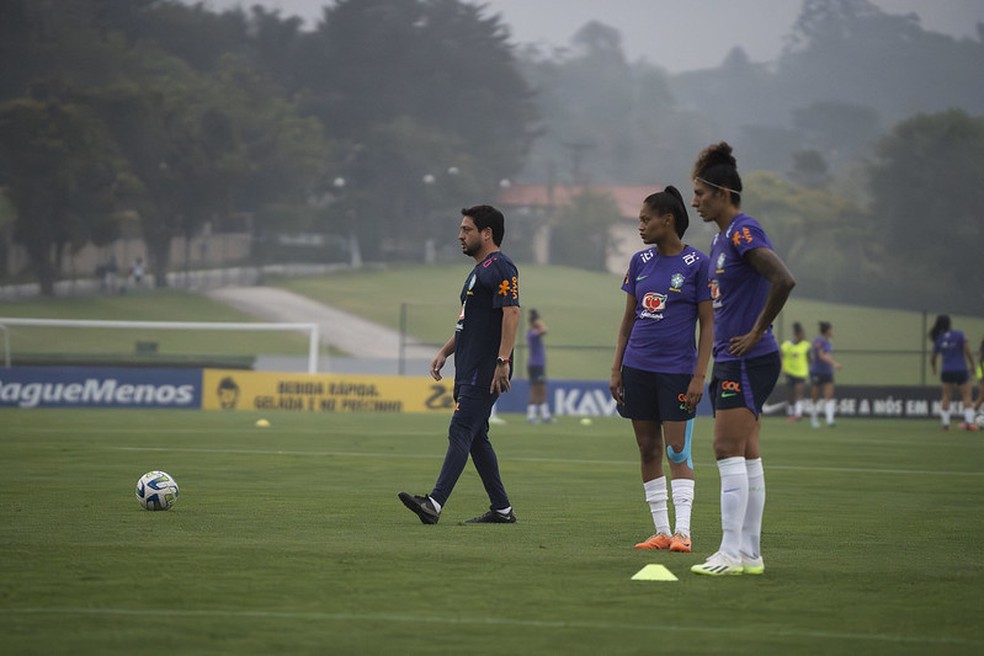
[399,205,521,524]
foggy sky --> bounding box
[198,0,984,72]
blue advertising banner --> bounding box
[0,367,201,409]
[494,379,714,417]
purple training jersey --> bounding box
[708,214,778,361]
[934,329,968,373]
[526,328,546,367]
[620,244,711,374]
[810,336,833,376]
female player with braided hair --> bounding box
[689,143,796,576]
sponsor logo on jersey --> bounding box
[709,279,720,301]
[640,292,667,320]
[642,292,667,312]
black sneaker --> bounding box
[398,492,440,524]
[462,508,517,524]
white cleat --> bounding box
[691,551,744,576]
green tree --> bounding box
[517,21,714,185]
[550,190,621,272]
[299,0,537,243]
[0,97,120,294]
[742,171,872,301]
[779,0,984,124]
[868,110,984,311]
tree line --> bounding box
[0,0,981,311]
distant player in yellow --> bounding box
[780,322,810,422]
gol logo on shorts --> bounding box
[642,292,667,312]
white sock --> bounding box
[811,400,821,422]
[643,477,671,536]
[539,403,551,419]
[527,404,536,419]
[794,400,804,418]
[670,478,694,537]
[717,457,748,559]
[428,496,442,514]
[741,458,765,559]
[496,506,512,515]
[825,400,836,425]
[941,408,950,426]
[965,408,975,425]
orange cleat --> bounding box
[669,533,692,553]
[634,533,672,550]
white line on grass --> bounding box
[105,446,984,478]
[0,607,978,647]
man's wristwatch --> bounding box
[496,357,511,366]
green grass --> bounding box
[2,409,982,654]
[2,265,982,382]
[0,290,312,359]
[278,265,984,384]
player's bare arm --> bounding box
[610,293,637,404]
[430,335,456,381]
[492,306,521,394]
[687,299,714,410]
[728,247,795,356]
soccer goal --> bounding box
[0,318,321,373]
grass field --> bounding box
[2,266,982,382]
[0,290,313,360]
[278,265,984,384]
[2,409,982,655]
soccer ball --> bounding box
[135,470,179,511]
[976,413,984,429]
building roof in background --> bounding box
[497,184,663,220]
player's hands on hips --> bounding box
[430,353,446,381]
[727,330,763,357]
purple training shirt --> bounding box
[620,244,710,374]
[708,214,778,361]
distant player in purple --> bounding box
[929,314,978,431]
[610,185,713,554]
[525,309,554,423]
[809,321,843,428]
[688,143,796,577]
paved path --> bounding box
[204,286,435,360]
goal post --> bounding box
[0,318,322,373]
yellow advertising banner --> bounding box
[202,370,455,414]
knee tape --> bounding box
[666,419,694,468]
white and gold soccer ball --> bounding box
[135,471,179,511]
